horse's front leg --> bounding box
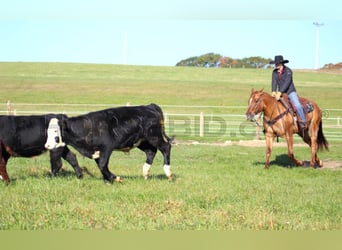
[286,134,303,166]
[265,134,274,169]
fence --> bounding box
[3,102,342,142]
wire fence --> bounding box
[3,102,342,142]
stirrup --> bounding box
[299,122,307,130]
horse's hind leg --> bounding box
[310,135,323,168]
[286,135,303,166]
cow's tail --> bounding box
[317,120,329,151]
[160,118,175,143]
[148,103,175,143]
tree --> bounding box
[176,53,221,67]
[176,54,272,68]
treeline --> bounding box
[322,62,342,70]
[176,53,272,68]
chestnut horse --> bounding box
[246,89,328,168]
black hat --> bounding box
[269,55,289,65]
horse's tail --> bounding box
[317,120,329,151]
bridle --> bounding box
[248,95,263,119]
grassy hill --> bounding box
[1,62,341,108]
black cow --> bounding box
[0,114,83,184]
[45,104,173,183]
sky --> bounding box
[1,0,341,69]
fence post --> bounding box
[164,112,168,125]
[7,100,11,115]
[164,112,169,133]
[199,112,204,137]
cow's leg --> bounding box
[144,122,173,180]
[61,146,83,178]
[158,142,172,180]
[49,148,63,176]
[0,145,10,184]
[49,147,83,178]
[285,134,303,166]
[95,154,122,184]
[138,142,157,179]
[0,157,10,184]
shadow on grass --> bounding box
[119,173,176,182]
[15,166,176,183]
[254,154,295,168]
[254,154,321,169]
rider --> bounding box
[270,55,307,130]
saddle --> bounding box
[280,94,314,121]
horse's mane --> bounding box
[254,90,274,102]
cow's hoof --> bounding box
[115,176,123,183]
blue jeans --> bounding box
[288,92,306,123]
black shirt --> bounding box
[271,66,296,95]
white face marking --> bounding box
[45,118,65,149]
[249,97,253,106]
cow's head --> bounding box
[45,118,65,149]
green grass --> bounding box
[0,144,341,230]
[0,62,341,230]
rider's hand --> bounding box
[272,91,282,100]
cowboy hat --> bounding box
[269,55,289,65]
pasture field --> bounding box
[0,62,341,230]
[0,143,341,230]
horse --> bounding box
[245,89,328,169]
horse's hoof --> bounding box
[297,161,304,166]
[167,174,173,181]
[319,160,323,168]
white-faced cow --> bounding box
[45,104,173,183]
[0,114,83,184]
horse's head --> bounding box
[246,88,265,121]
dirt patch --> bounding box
[315,160,342,170]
